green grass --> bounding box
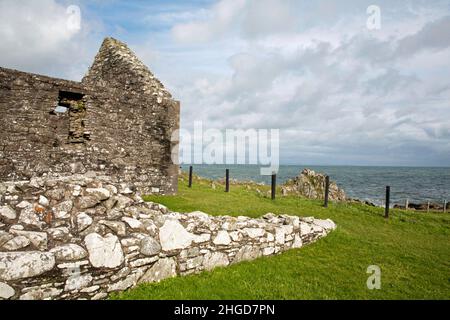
[112,177,450,300]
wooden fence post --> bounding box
[444,200,447,213]
[427,201,430,213]
[225,169,230,193]
[385,186,390,219]
[188,166,193,188]
[324,175,330,208]
[405,198,409,210]
[271,174,276,200]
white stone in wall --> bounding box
[100,220,127,236]
[159,219,194,251]
[234,245,261,263]
[263,246,275,256]
[0,205,16,220]
[85,188,111,201]
[122,217,143,229]
[77,213,93,231]
[139,235,161,256]
[275,227,286,245]
[313,219,336,231]
[213,230,232,246]
[0,282,15,299]
[1,236,30,251]
[18,206,44,228]
[194,233,211,244]
[38,196,49,207]
[84,233,124,268]
[16,201,31,209]
[0,252,55,281]
[108,269,145,292]
[243,228,265,239]
[64,273,93,292]
[139,258,177,283]
[292,234,303,248]
[203,252,229,271]
[53,200,73,219]
[50,244,88,262]
[9,230,48,250]
[300,222,312,235]
[19,288,63,300]
[47,227,71,241]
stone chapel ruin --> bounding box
[0,37,180,195]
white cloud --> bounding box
[0,0,102,80]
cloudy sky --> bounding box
[1,0,449,166]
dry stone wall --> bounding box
[0,175,336,300]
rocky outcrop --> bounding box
[0,174,336,300]
[282,169,346,201]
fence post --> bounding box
[271,174,276,200]
[427,201,430,213]
[188,166,193,188]
[385,186,390,219]
[405,198,409,210]
[225,169,230,193]
[324,176,330,208]
[444,200,447,213]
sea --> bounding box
[180,165,450,206]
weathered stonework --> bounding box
[0,175,336,300]
[0,37,179,195]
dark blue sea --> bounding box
[181,165,450,206]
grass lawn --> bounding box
[112,176,450,300]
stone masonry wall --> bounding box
[0,38,179,195]
[0,175,336,300]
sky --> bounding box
[0,0,449,167]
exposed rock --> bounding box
[139,258,177,283]
[159,219,194,251]
[0,252,55,281]
[282,169,346,201]
[50,244,88,262]
[84,233,124,268]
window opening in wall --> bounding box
[57,91,90,144]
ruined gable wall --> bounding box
[0,67,179,195]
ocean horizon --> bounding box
[181,164,450,206]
